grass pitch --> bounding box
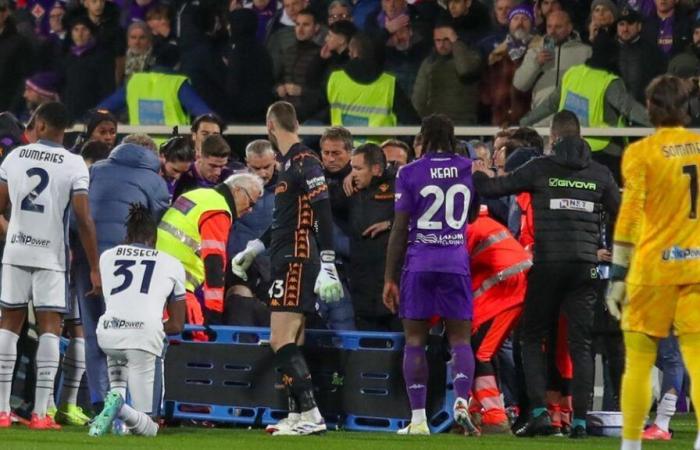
[3,415,698,450]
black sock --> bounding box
[275,343,317,412]
[288,389,300,414]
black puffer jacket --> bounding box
[474,136,620,264]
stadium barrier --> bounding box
[163,326,455,433]
[67,124,673,138]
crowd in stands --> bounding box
[3,0,700,129]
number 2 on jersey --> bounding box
[417,184,471,230]
[683,164,698,219]
[111,259,156,295]
[21,168,49,213]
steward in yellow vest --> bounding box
[156,174,263,328]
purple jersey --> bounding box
[395,153,474,274]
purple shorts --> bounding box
[399,271,473,321]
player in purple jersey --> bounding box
[383,114,480,436]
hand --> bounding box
[285,83,302,96]
[383,281,399,314]
[320,43,333,59]
[276,84,287,98]
[385,14,409,34]
[537,49,553,65]
[87,268,102,297]
[446,28,458,43]
[343,173,355,196]
[231,239,265,281]
[597,248,612,262]
[588,22,600,41]
[493,145,506,168]
[314,255,343,303]
[363,220,391,238]
[606,280,625,320]
[472,160,495,177]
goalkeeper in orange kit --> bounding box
[607,75,700,450]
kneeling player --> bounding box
[383,114,479,436]
[89,204,186,437]
[467,208,531,433]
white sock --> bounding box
[654,392,677,432]
[34,333,60,417]
[300,406,323,423]
[118,403,158,436]
[0,329,19,413]
[59,338,86,406]
[106,357,128,399]
[621,438,642,450]
[411,408,426,424]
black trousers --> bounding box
[520,262,597,419]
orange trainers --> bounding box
[642,424,672,441]
[28,414,62,430]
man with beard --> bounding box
[481,4,537,126]
[617,7,666,103]
[20,72,61,122]
[668,19,700,77]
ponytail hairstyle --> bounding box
[125,203,156,246]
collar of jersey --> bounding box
[37,139,63,148]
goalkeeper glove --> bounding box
[230,239,265,281]
[605,243,633,321]
[314,250,343,303]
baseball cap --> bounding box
[617,6,642,24]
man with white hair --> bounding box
[157,172,263,328]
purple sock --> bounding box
[403,345,428,410]
[451,344,475,400]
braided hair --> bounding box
[125,203,156,246]
[420,114,457,155]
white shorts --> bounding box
[102,348,163,415]
[0,264,68,312]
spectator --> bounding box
[0,0,33,112]
[384,22,430,97]
[121,132,157,152]
[325,32,419,137]
[412,22,482,124]
[328,0,352,25]
[520,32,650,182]
[514,10,591,122]
[20,71,61,122]
[441,0,491,45]
[145,5,179,69]
[275,8,325,121]
[668,18,700,77]
[65,0,126,62]
[366,0,411,44]
[224,8,275,123]
[586,0,618,43]
[173,134,234,199]
[533,0,561,34]
[62,16,115,121]
[641,0,691,60]
[347,143,398,331]
[121,21,155,84]
[114,0,159,25]
[476,0,514,57]
[266,0,307,75]
[320,19,357,71]
[473,140,492,166]
[159,136,195,198]
[480,4,536,126]
[97,67,212,126]
[37,1,68,68]
[616,7,666,103]
[380,138,411,166]
[244,0,278,42]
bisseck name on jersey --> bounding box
[116,247,159,258]
[549,198,594,213]
[18,148,64,164]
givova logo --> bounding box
[548,178,597,190]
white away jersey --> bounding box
[0,141,89,271]
[97,244,186,356]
